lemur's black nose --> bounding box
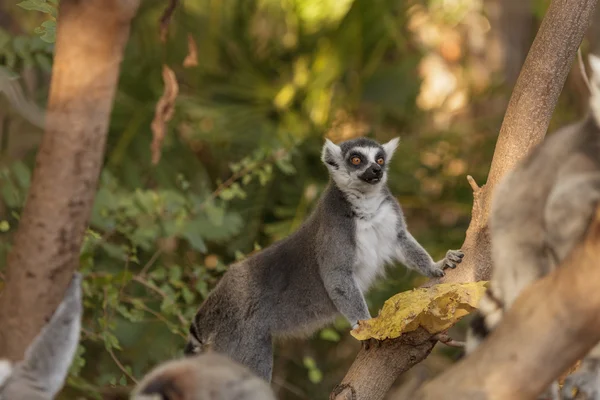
[370,164,382,175]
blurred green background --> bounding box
[0,0,593,398]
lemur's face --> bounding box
[321,137,399,192]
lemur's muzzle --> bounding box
[360,164,383,184]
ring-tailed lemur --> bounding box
[0,272,82,400]
[185,136,464,381]
[465,54,600,400]
[131,352,276,400]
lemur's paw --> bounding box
[443,249,464,269]
[562,361,600,400]
[428,267,446,278]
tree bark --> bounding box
[414,207,600,400]
[329,329,436,400]
[0,0,140,361]
[330,0,598,398]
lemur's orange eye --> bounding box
[351,156,361,165]
[376,158,385,165]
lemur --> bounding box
[185,136,464,381]
[131,352,276,400]
[465,54,600,400]
[0,272,82,400]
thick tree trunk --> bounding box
[414,207,600,400]
[330,0,598,398]
[329,329,435,400]
[0,0,140,361]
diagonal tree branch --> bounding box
[414,207,600,400]
[0,0,140,361]
[330,0,598,398]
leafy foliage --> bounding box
[16,0,57,43]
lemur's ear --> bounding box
[382,137,400,161]
[321,139,342,169]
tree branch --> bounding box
[0,0,140,360]
[414,207,600,400]
[331,0,598,398]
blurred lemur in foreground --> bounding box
[0,273,82,400]
[466,54,600,400]
[186,136,464,381]
[132,352,276,400]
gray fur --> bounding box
[131,352,275,400]
[0,273,83,400]
[465,54,600,400]
[186,136,463,381]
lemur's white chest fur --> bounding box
[350,192,400,292]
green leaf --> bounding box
[319,328,341,342]
[195,280,208,298]
[11,161,31,189]
[168,265,182,284]
[34,52,52,72]
[302,356,316,369]
[35,20,57,43]
[0,28,10,48]
[182,286,195,304]
[17,0,58,18]
[308,368,323,384]
[275,157,296,174]
[0,221,9,232]
[181,223,208,253]
[150,267,167,281]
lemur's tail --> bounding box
[589,54,600,126]
[465,286,505,354]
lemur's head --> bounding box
[321,137,399,193]
[132,353,276,400]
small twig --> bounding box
[132,276,188,325]
[578,47,592,93]
[102,288,138,384]
[159,0,179,42]
[80,327,101,340]
[122,296,186,339]
[466,175,480,193]
[106,345,138,384]
[200,149,288,209]
[272,377,309,400]
[433,333,465,348]
[139,249,163,276]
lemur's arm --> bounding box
[397,229,463,277]
[317,234,371,328]
[320,265,371,329]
